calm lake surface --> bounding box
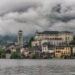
[0,59,75,75]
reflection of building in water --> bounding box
[18,30,23,46]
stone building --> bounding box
[21,46,41,57]
[32,31,73,46]
[18,30,23,46]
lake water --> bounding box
[0,59,75,75]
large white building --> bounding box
[32,31,73,46]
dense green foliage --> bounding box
[71,53,75,59]
[70,40,75,45]
[0,48,6,58]
[6,49,11,54]
[11,52,21,59]
[28,37,34,47]
[70,36,75,45]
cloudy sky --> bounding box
[0,0,75,36]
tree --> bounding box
[0,47,6,58]
[28,37,34,47]
[61,55,65,58]
[1,53,6,58]
[70,36,75,45]
[72,53,75,57]
[6,49,11,54]
[70,40,75,45]
[11,52,21,59]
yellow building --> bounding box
[55,46,72,58]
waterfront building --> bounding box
[32,40,40,46]
[55,46,72,58]
[42,43,54,53]
[22,46,41,57]
[32,31,73,46]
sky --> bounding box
[0,0,75,36]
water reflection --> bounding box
[0,60,75,75]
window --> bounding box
[66,37,70,40]
[56,51,61,53]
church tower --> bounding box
[18,30,23,46]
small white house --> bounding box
[42,43,55,53]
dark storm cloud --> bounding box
[0,0,75,36]
[50,4,75,22]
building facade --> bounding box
[32,31,73,46]
[18,30,23,46]
[42,43,54,53]
[55,46,72,58]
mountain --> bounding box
[0,35,17,42]
[0,35,33,45]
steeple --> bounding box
[18,30,23,46]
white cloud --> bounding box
[0,0,75,36]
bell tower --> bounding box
[18,30,23,46]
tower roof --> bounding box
[19,30,23,32]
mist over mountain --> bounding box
[0,35,17,41]
[0,35,31,41]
